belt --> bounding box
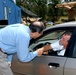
[0,48,7,54]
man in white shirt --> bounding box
[50,40,65,56]
[38,31,72,56]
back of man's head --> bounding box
[29,21,45,33]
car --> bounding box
[46,21,54,25]
[11,21,76,75]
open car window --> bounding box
[29,28,74,57]
[37,30,65,41]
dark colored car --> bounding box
[11,21,76,75]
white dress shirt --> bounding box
[51,40,65,56]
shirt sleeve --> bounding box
[16,33,38,62]
[51,41,63,51]
[7,54,13,62]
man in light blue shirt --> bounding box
[0,21,45,75]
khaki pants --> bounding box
[0,51,13,75]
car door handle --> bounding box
[48,63,60,68]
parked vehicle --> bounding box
[46,21,54,25]
[11,21,76,75]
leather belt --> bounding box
[0,48,7,54]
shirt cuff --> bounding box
[33,51,38,56]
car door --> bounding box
[11,54,34,75]
[29,27,76,75]
[33,56,67,75]
[28,27,75,75]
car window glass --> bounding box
[29,28,74,57]
[29,30,66,52]
[37,30,65,41]
[64,28,75,57]
[72,45,76,57]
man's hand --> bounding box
[36,48,44,56]
[36,44,51,56]
[8,62,11,67]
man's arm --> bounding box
[36,44,52,54]
[16,33,43,62]
[36,41,61,54]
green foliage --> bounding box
[16,0,67,22]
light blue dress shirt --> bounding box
[0,23,38,62]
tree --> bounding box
[16,0,61,21]
[47,0,61,22]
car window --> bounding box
[72,45,76,57]
[29,27,75,57]
[72,40,76,58]
[37,30,65,41]
[29,30,68,53]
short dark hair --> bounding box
[29,21,45,33]
[62,31,72,42]
[62,31,72,36]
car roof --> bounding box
[45,21,76,30]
